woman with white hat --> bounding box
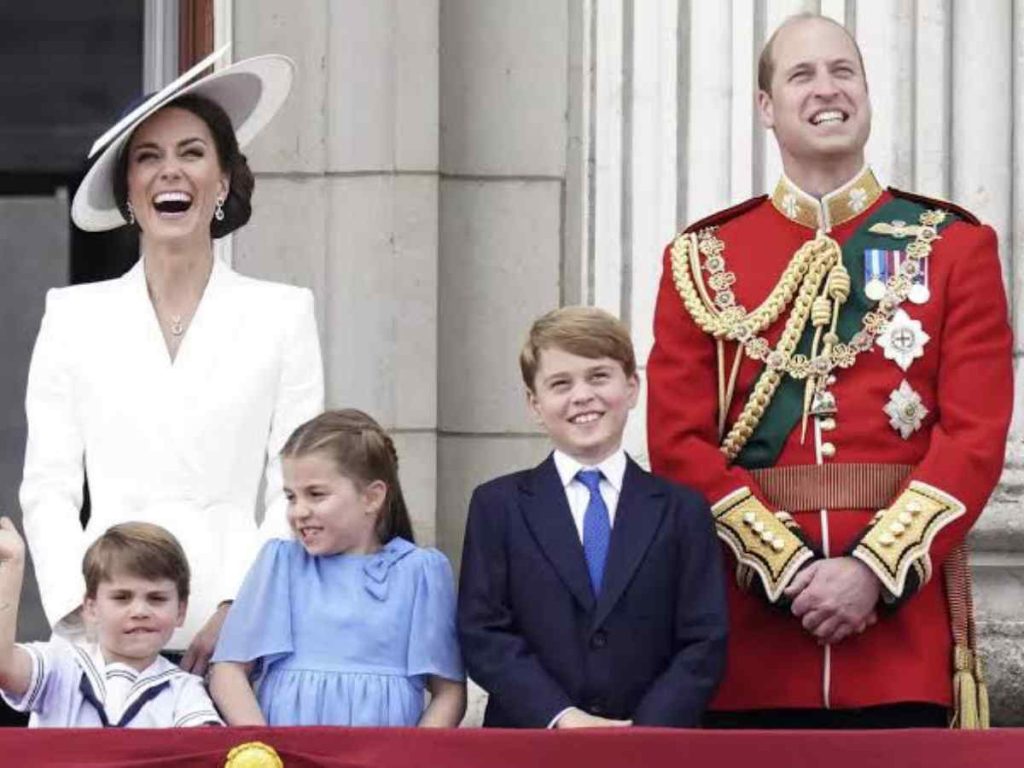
[18,47,324,674]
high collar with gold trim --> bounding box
[770,166,883,232]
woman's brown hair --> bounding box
[282,409,414,544]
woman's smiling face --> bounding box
[125,106,228,244]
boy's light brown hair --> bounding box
[82,522,191,601]
[520,306,637,392]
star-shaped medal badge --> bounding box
[876,308,930,371]
[884,380,929,439]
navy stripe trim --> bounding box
[116,681,171,727]
[78,674,111,727]
[123,668,182,711]
[18,644,46,710]
[127,666,181,695]
[176,709,223,727]
[72,645,106,701]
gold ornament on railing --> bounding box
[224,741,284,768]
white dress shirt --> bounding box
[552,448,627,541]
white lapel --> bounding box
[119,257,244,478]
[113,258,197,478]
[119,257,176,376]
[164,257,246,467]
[121,254,241,372]
[169,256,240,374]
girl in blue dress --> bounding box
[209,409,466,726]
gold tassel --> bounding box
[944,545,989,730]
[976,655,991,728]
[952,645,980,729]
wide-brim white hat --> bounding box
[71,43,294,232]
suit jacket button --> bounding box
[590,630,608,649]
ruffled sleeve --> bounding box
[212,539,295,671]
[406,548,464,682]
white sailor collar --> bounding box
[73,643,184,727]
[770,165,883,231]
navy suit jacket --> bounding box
[457,453,728,728]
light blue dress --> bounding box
[212,537,464,726]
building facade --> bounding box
[231,0,1023,723]
[1,0,1019,725]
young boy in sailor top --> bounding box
[0,518,221,727]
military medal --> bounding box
[908,283,930,304]
[877,308,930,371]
[863,248,894,301]
[884,380,929,439]
[894,250,931,304]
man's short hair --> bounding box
[519,306,637,392]
[757,12,866,93]
[83,522,190,601]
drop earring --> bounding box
[214,196,225,221]
[126,202,135,225]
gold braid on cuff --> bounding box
[852,481,966,597]
[711,487,815,602]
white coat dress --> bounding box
[20,256,324,648]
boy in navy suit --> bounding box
[457,307,727,728]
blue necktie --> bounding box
[577,469,610,595]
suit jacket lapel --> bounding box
[519,455,596,613]
[593,457,666,629]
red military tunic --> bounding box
[647,167,1012,712]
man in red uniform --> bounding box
[647,13,1012,728]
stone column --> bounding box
[229,0,1024,724]
[436,0,571,566]
[233,0,441,542]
